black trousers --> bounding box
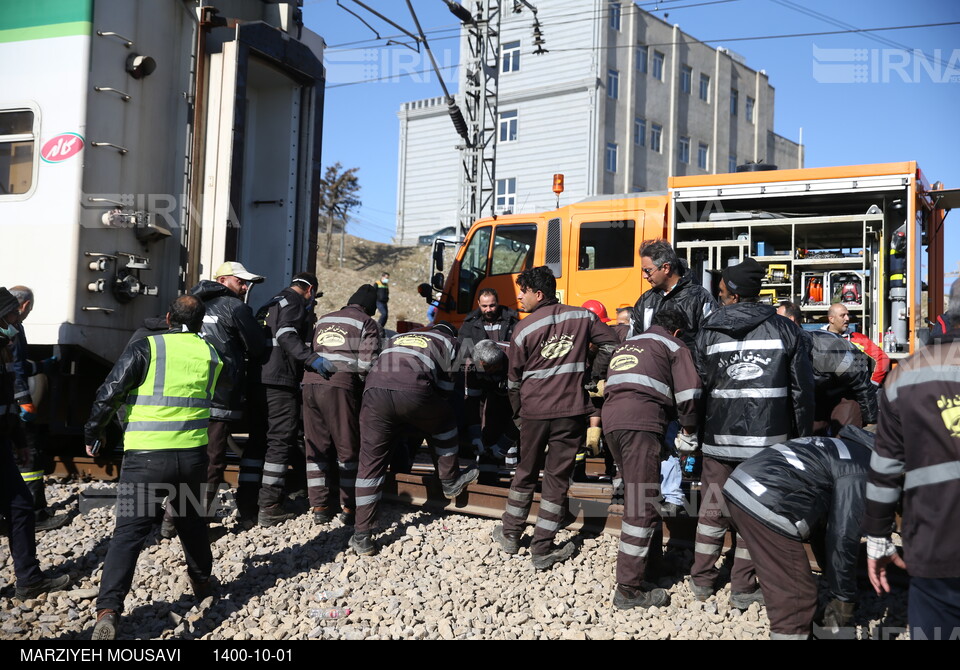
[17,421,48,517]
[502,415,586,556]
[241,384,301,509]
[1,434,43,587]
[97,448,212,614]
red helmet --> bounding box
[581,299,610,322]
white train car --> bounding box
[0,0,325,433]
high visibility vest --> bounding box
[123,333,222,450]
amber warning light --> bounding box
[552,174,565,195]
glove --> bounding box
[40,355,59,374]
[587,379,605,398]
[309,356,336,380]
[471,437,488,457]
[585,426,603,456]
[675,430,699,454]
[19,403,37,423]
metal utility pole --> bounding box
[448,0,501,236]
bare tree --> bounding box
[319,163,362,266]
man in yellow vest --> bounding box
[83,296,223,640]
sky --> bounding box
[302,0,960,291]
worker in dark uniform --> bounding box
[349,322,478,555]
[7,286,68,532]
[691,257,813,607]
[303,284,382,525]
[188,262,265,525]
[724,427,875,639]
[458,289,518,482]
[864,280,960,641]
[85,296,222,640]
[243,273,334,528]
[492,266,619,570]
[0,287,71,602]
[602,308,701,609]
[463,338,513,482]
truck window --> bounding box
[0,110,35,196]
[491,224,536,275]
[577,220,635,270]
[457,225,492,313]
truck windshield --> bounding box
[491,224,536,275]
[457,226,492,313]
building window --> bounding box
[501,41,520,73]
[0,109,37,197]
[652,51,665,81]
[729,154,737,173]
[699,73,710,102]
[678,136,690,164]
[607,69,620,99]
[636,45,648,73]
[609,2,621,30]
[633,117,646,146]
[605,142,618,172]
[498,110,518,143]
[730,88,738,116]
[698,142,709,170]
[496,178,516,211]
[650,124,662,153]
[680,66,692,94]
[746,96,755,122]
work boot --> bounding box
[190,577,217,603]
[441,467,479,499]
[730,587,765,610]
[258,504,297,527]
[338,508,356,526]
[35,513,70,533]
[613,584,670,610]
[492,525,520,555]
[14,573,71,601]
[91,609,118,640]
[312,507,335,525]
[348,532,377,556]
[531,542,575,571]
[159,516,177,539]
[687,576,715,601]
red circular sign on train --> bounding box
[41,133,84,163]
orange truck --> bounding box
[421,161,950,355]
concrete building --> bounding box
[395,0,803,244]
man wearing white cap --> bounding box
[185,261,265,527]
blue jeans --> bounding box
[97,448,211,614]
[660,421,683,505]
[376,301,388,328]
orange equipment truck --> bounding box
[422,161,948,356]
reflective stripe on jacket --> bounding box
[123,333,222,450]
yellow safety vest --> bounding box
[123,333,222,450]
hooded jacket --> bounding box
[631,272,717,350]
[189,280,264,418]
[722,426,874,601]
[807,330,877,425]
[255,287,320,389]
[694,302,814,461]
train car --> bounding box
[0,0,326,434]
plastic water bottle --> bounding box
[683,455,696,476]
[883,328,896,353]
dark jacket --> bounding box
[863,332,960,578]
[1,335,24,447]
[376,281,389,304]
[808,330,877,425]
[694,302,814,462]
[723,427,874,601]
[189,280,264,418]
[255,287,320,389]
[632,272,717,350]
[602,325,701,435]
[303,304,382,391]
[10,326,36,404]
[457,306,518,374]
[507,299,619,421]
[365,326,458,395]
